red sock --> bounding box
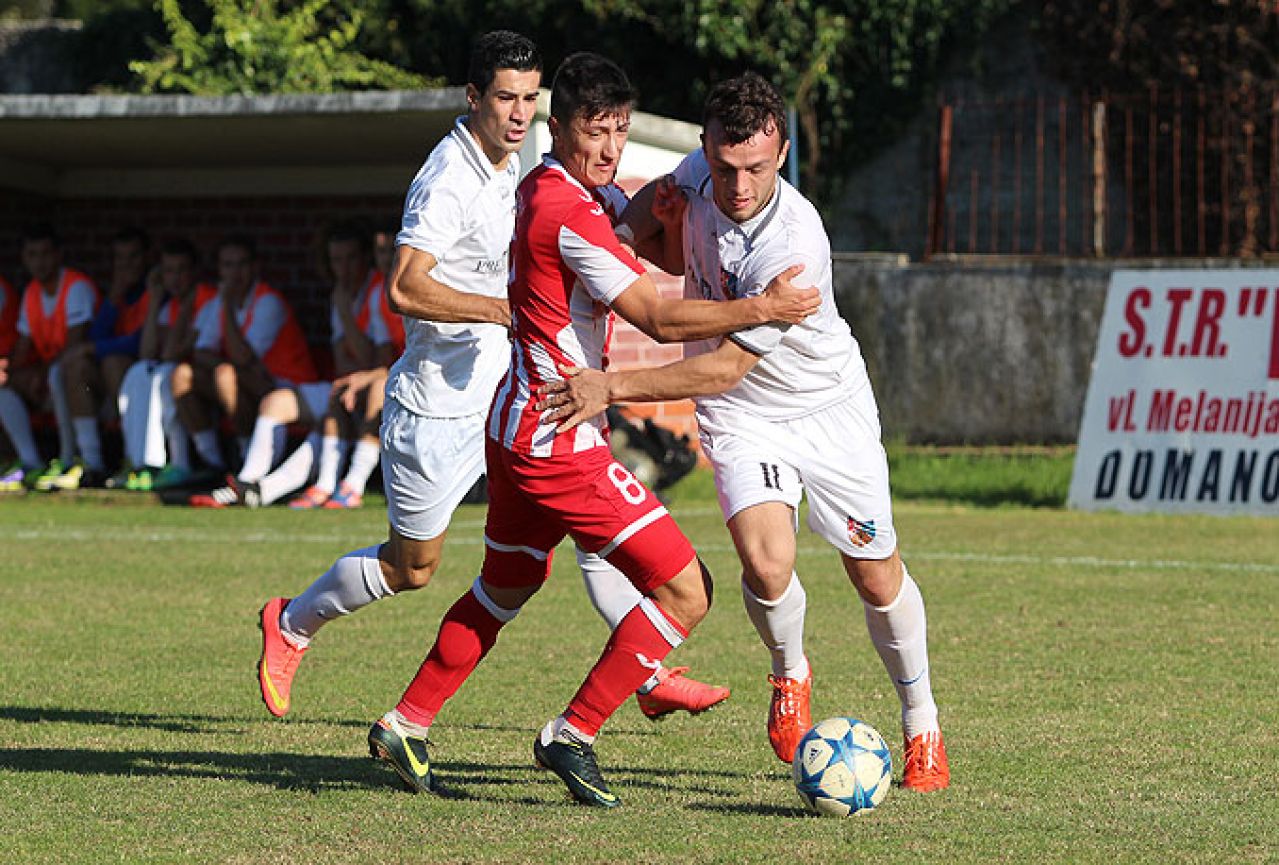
[396,589,506,727]
[564,601,688,737]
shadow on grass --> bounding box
[0,705,369,734]
[0,706,668,740]
[0,746,753,804]
[687,800,810,818]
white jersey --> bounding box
[387,116,517,418]
[674,149,869,421]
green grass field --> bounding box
[1,455,1277,864]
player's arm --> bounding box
[137,268,167,361]
[220,299,260,368]
[333,293,376,370]
[386,246,510,327]
[611,263,816,344]
[619,177,684,274]
[538,339,759,432]
[161,293,200,362]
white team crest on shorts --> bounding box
[847,517,877,548]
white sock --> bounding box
[314,435,344,494]
[0,387,41,467]
[742,573,809,679]
[342,440,380,495]
[117,362,148,467]
[48,362,75,463]
[156,366,190,470]
[258,435,316,505]
[72,417,104,470]
[384,708,431,739]
[192,429,224,469]
[280,545,392,643]
[577,547,643,630]
[238,416,281,482]
[863,567,939,739]
[540,715,595,747]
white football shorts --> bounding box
[380,397,486,540]
[697,384,897,559]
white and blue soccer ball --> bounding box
[792,717,893,816]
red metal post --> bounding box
[926,103,954,260]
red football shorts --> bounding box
[480,436,696,594]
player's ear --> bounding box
[465,83,480,110]
[777,139,791,172]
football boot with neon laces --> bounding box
[902,729,950,792]
[533,729,620,808]
[257,597,308,717]
[767,665,813,763]
[368,713,435,793]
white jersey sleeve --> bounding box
[726,249,823,357]
[557,219,645,306]
[241,292,286,358]
[65,277,97,328]
[366,286,392,345]
[396,164,467,261]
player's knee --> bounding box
[844,554,902,605]
[170,363,193,396]
[657,558,712,630]
[259,388,294,420]
[741,552,795,599]
[387,554,439,591]
[213,362,237,390]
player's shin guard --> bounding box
[863,566,939,739]
[395,579,518,728]
[563,598,687,738]
[281,545,391,642]
[742,572,809,679]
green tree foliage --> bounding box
[128,0,437,94]
[350,0,1014,198]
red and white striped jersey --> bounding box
[487,156,645,457]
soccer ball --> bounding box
[792,717,893,816]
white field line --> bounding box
[3,520,1277,576]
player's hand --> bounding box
[0,357,8,387]
[652,175,688,230]
[536,364,611,432]
[146,265,166,300]
[760,264,819,324]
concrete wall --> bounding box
[833,255,1273,444]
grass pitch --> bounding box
[1,460,1276,864]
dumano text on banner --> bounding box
[1069,270,1279,514]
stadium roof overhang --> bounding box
[0,88,700,198]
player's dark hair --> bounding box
[703,71,788,148]
[324,219,373,257]
[112,225,151,250]
[217,233,257,260]
[468,30,541,95]
[20,222,59,248]
[550,52,637,127]
[159,236,199,264]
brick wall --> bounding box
[0,189,700,439]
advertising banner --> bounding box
[1069,270,1279,514]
